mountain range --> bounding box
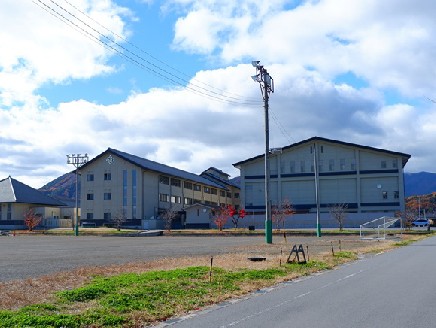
[39,171,436,202]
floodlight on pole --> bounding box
[251,60,274,244]
[67,153,88,236]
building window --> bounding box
[350,159,356,171]
[86,212,93,220]
[290,161,295,173]
[104,173,111,181]
[226,192,232,198]
[300,160,305,173]
[184,197,193,205]
[204,187,210,194]
[394,191,399,199]
[234,193,240,199]
[7,203,11,220]
[104,192,112,200]
[392,160,398,168]
[340,158,345,170]
[104,212,111,220]
[159,176,169,185]
[123,170,127,207]
[381,160,387,169]
[132,170,137,219]
[193,184,201,191]
[86,193,94,200]
[320,145,324,153]
[87,173,94,181]
[382,191,388,199]
[318,160,323,172]
[159,193,169,202]
[171,178,181,187]
[171,196,181,204]
[280,161,286,173]
[211,188,217,195]
[220,190,226,197]
[329,159,334,171]
[184,181,193,190]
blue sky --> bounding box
[37,1,205,106]
[1,0,436,187]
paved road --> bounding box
[162,236,436,328]
[0,235,264,282]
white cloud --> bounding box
[0,0,130,106]
[2,0,436,189]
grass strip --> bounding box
[0,262,330,327]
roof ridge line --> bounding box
[9,176,17,202]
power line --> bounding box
[31,0,296,141]
[31,0,262,106]
[61,0,261,104]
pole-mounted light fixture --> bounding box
[251,61,274,244]
[67,153,89,236]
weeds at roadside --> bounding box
[0,264,333,327]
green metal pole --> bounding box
[265,217,272,243]
[316,223,321,237]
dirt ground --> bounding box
[0,233,412,310]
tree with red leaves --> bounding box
[23,208,42,232]
[213,205,229,231]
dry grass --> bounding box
[0,233,424,312]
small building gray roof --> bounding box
[0,176,66,206]
[82,148,225,189]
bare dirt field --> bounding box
[0,231,417,311]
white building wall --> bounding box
[235,138,409,227]
[143,171,158,219]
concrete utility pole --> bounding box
[67,153,88,236]
[251,61,274,244]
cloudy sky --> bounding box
[1,0,436,188]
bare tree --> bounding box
[272,199,295,230]
[162,207,178,232]
[23,208,42,232]
[112,208,127,231]
[329,203,348,231]
[395,209,415,230]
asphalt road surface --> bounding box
[161,236,436,328]
[0,235,264,282]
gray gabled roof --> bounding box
[200,172,240,189]
[233,136,411,168]
[0,176,66,206]
[82,148,225,189]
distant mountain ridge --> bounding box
[404,172,436,197]
[38,172,436,203]
[39,172,79,207]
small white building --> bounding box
[0,176,66,229]
[233,137,411,228]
